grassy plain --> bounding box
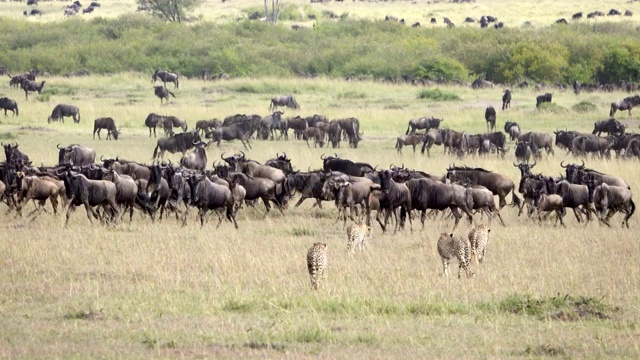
[0,74,640,358]
[5,0,640,28]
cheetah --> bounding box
[437,233,474,278]
[468,224,491,264]
[347,222,372,253]
[307,242,327,290]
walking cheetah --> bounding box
[437,233,474,278]
[468,224,491,264]
[307,242,327,290]
[347,222,372,253]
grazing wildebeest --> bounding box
[504,121,520,141]
[610,95,640,118]
[269,95,299,111]
[395,133,425,154]
[48,104,80,123]
[2,142,30,165]
[502,90,511,110]
[162,115,188,135]
[152,131,201,161]
[485,106,496,132]
[572,12,583,20]
[93,117,120,140]
[194,118,221,135]
[259,111,284,140]
[58,170,120,227]
[57,144,96,166]
[154,86,175,103]
[555,18,568,24]
[536,93,553,107]
[405,116,443,134]
[446,166,519,209]
[20,79,45,100]
[0,97,18,116]
[592,118,625,137]
[152,70,179,88]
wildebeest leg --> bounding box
[260,196,271,217]
[64,204,77,227]
[199,208,207,227]
[450,207,462,231]
[375,209,386,231]
[557,208,566,227]
[498,192,506,208]
[572,208,582,223]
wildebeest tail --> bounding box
[152,144,160,159]
[511,192,521,208]
[629,199,635,219]
[176,77,179,89]
[169,90,176,98]
[15,104,18,116]
[395,138,400,149]
[609,103,615,117]
[405,123,411,135]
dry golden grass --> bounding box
[0,74,640,358]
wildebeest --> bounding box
[286,116,308,140]
[518,132,554,155]
[2,142,30,165]
[57,144,96,166]
[405,178,474,231]
[395,133,424,154]
[58,170,120,227]
[265,153,294,175]
[152,130,201,161]
[608,9,621,16]
[162,115,188,136]
[571,135,613,158]
[154,86,175,103]
[555,18,568,24]
[195,118,221,135]
[562,161,629,189]
[48,104,80,123]
[16,174,60,218]
[481,132,507,156]
[103,170,140,222]
[405,116,443,134]
[532,187,566,227]
[514,141,540,163]
[321,154,374,177]
[180,141,208,171]
[20,79,45,100]
[584,177,635,228]
[186,175,237,228]
[222,114,261,138]
[572,12,583,20]
[152,70,179,88]
[0,97,18,116]
[286,171,326,208]
[573,80,581,95]
[610,95,640,118]
[259,111,284,140]
[504,121,520,141]
[502,90,511,110]
[302,127,325,148]
[206,121,253,150]
[379,170,412,234]
[536,93,553,107]
[471,78,495,89]
[144,113,165,137]
[420,128,446,157]
[592,118,625,137]
[446,166,518,209]
[269,95,299,111]
[93,117,120,140]
[484,106,496,132]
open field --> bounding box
[5,0,640,27]
[1,75,640,358]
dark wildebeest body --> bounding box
[152,131,201,160]
[206,122,253,150]
[610,95,640,118]
[405,117,443,135]
[162,116,188,136]
[144,113,164,137]
[186,175,237,228]
[93,117,119,140]
[395,133,424,154]
[286,171,326,208]
[152,70,179,88]
[536,93,553,107]
[405,178,474,231]
[59,171,119,228]
[504,121,520,141]
[302,127,325,148]
[321,155,374,177]
[518,132,554,155]
[269,95,299,111]
[180,141,208,171]
[57,144,96,166]
[592,118,625,137]
[154,86,175,103]
[502,90,511,110]
[2,142,30,166]
[259,111,284,140]
[420,128,446,156]
[0,97,18,116]
[195,118,221,135]
[20,79,45,100]
[446,166,519,209]
[485,106,496,132]
[561,161,629,189]
[48,104,80,123]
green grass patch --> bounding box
[0,132,16,140]
[221,299,254,313]
[537,102,569,114]
[483,293,617,321]
[416,88,460,101]
[572,100,598,113]
[336,91,367,100]
[42,86,77,97]
[290,227,314,236]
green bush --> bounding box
[417,88,461,101]
[537,102,568,114]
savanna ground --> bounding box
[0,73,639,358]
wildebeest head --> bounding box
[213,161,231,179]
[266,152,293,174]
[513,161,536,178]
[220,151,244,170]
[560,160,585,183]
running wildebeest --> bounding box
[446,166,519,209]
[152,70,179,88]
[269,95,299,111]
[48,104,80,123]
[592,118,625,137]
[536,93,553,107]
[93,117,120,140]
[610,95,640,118]
[0,97,18,116]
[154,86,175,103]
[152,130,202,161]
[485,106,496,132]
[502,90,511,110]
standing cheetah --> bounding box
[468,224,491,264]
[437,233,474,278]
[307,242,327,290]
[347,222,372,253]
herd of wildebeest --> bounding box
[0,68,639,231]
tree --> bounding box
[263,0,281,24]
[137,0,203,23]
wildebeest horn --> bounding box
[579,160,585,167]
[220,152,226,160]
[100,155,105,161]
[239,151,245,159]
[531,160,536,168]
[56,143,62,149]
[320,153,326,160]
[560,160,567,168]
[400,163,405,169]
[193,139,199,145]
[513,162,519,167]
